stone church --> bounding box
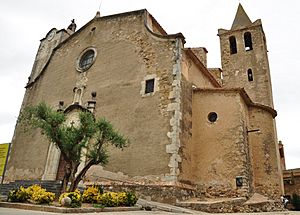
[5,4,283,203]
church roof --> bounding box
[193,88,277,118]
[231,3,252,30]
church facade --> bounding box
[5,4,283,200]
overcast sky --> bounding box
[0,0,299,169]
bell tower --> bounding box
[218,4,274,108]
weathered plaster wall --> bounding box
[248,107,282,198]
[192,90,250,197]
[181,52,215,88]
[5,28,72,181]
[6,28,79,181]
[178,76,193,184]
[6,11,184,182]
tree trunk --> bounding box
[70,160,95,192]
[61,162,72,193]
[69,162,80,192]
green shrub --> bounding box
[59,189,82,208]
[292,193,300,210]
[124,191,138,206]
[8,186,29,202]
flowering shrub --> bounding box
[97,191,138,207]
[26,185,55,204]
[8,186,29,202]
[59,189,82,208]
[7,185,55,204]
[97,192,118,207]
[82,186,101,203]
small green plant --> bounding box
[124,191,138,206]
[59,189,82,208]
[93,204,105,208]
[7,186,29,202]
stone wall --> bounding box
[283,169,300,197]
[28,28,69,84]
[87,181,196,204]
[177,197,283,213]
[190,47,207,67]
[218,21,274,108]
[285,176,300,197]
[208,68,223,85]
[178,76,193,184]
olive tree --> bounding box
[20,102,128,192]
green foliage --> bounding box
[292,193,300,210]
[8,186,29,202]
[93,204,105,208]
[59,190,82,208]
[19,102,129,192]
[86,118,128,165]
[124,191,138,206]
[20,102,97,163]
[7,185,55,204]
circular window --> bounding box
[208,112,218,123]
[77,48,97,72]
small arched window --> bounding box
[244,32,253,51]
[247,69,253,82]
[229,36,237,54]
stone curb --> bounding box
[137,199,204,214]
[0,202,141,213]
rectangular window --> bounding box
[247,69,254,82]
[145,79,155,94]
[236,176,243,187]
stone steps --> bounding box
[0,180,62,196]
